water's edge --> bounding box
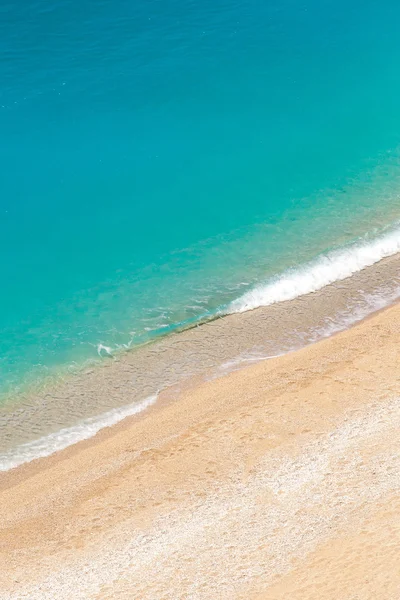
[0,244,399,472]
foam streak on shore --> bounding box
[0,394,157,472]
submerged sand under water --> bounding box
[0,251,400,466]
[0,284,400,598]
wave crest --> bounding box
[229,224,400,313]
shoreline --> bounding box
[2,290,399,484]
[1,249,400,470]
[1,297,400,598]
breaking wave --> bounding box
[229,224,400,313]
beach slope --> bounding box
[1,303,400,599]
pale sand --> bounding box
[1,302,400,599]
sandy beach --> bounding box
[1,301,400,599]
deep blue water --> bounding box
[1,0,400,396]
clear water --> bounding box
[1,0,400,397]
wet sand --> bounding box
[1,301,400,598]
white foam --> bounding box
[0,394,158,472]
[229,224,400,313]
[97,343,114,357]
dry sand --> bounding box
[1,301,400,599]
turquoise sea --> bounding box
[1,0,400,403]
